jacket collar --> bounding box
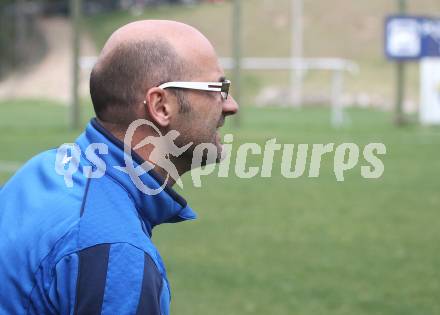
[75,118,197,236]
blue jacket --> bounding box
[0,119,196,315]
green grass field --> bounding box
[1,100,439,314]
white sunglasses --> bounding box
[158,80,231,100]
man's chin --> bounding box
[199,143,222,166]
[199,138,224,166]
[214,131,225,162]
[184,131,225,167]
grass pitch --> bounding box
[0,100,439,314]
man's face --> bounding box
[170,58,238,164]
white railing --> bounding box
[220,57,358,127]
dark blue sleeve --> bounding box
[52,243,164,315]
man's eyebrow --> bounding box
[218,76,226,82]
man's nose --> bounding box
[223,95,239,116]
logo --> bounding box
[55,119,387,195]
[115,119,192,195]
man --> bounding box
[0,20,238,314]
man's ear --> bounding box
[144,87,173,127]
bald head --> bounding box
[90,20,218,124]
[101,20,216,64]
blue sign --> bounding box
[422,18,440,57]
[385,15,440,60]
